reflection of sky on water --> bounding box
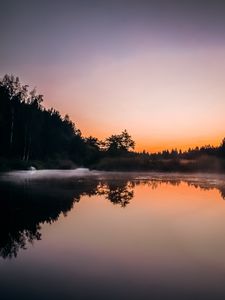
[0,171,225,299]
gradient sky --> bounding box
[1,0,225,152]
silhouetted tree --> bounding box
[0,74,84,165]
[0,74,225,172]
[219,138,225,158]
[105,130,135,155]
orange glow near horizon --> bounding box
[1,1,225,153]
[36,45,225,153]
[68,114,224,153]
[134,135,225,153]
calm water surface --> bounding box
[0,170,225,300]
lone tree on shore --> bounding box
[105,130,135,155]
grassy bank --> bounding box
[1,155,225,173]
[92,155,225,173]
[0,158,77,172]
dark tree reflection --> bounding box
[0,174,224,259]
[97,181,134,207]
[0,178,135,259]
[0,179,96,259]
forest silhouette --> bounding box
[0,74,225,172]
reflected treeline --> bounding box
[97,181,134,207]
[134,177,225,200]
[0,178,133,259]
[0,176,225,259]
[0,180,92,259]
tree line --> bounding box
[0,74,135,169]
[0,74,224,171]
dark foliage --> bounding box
[0,74,224,172]
[0,75,80,163]
[0,177,135,258]
[0,175,224,259]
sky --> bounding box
[1,0,225,152]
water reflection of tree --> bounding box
[97,181,134,207]
[134,178,225,199]
[0,179,134,259]
[0,176,225,259]
[134,179,181,190]
[0,180,97,259]
[219,186,225,200]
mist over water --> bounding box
[1,171,225,299]
[0,168,94,182]
[1,168,225,182]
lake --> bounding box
[0,170,225,300]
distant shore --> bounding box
[1,156,225,173]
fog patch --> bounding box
[0,168,100,183]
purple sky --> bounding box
[1,0,225,151]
